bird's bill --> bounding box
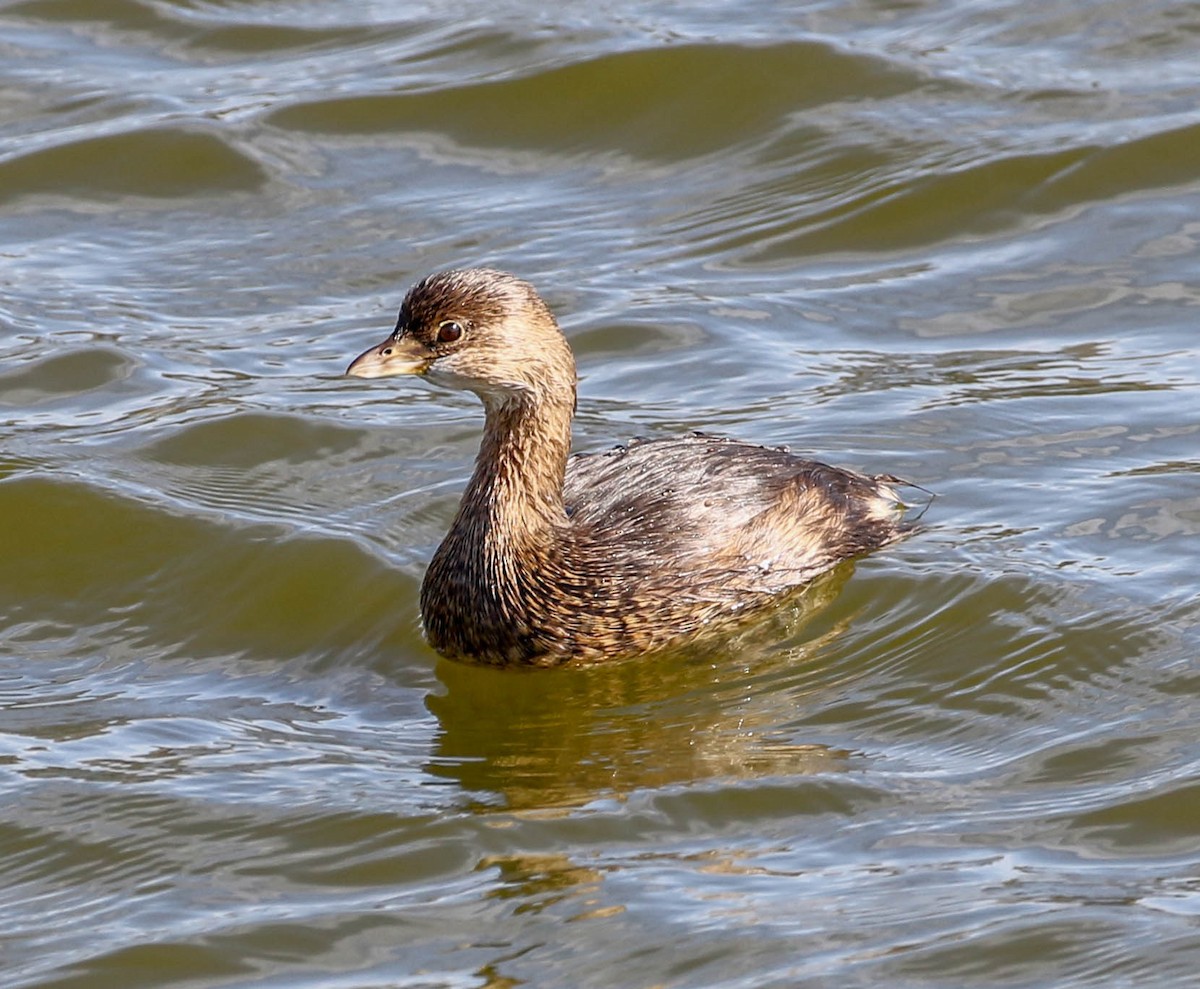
[345,334,431,378]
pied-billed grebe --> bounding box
[347,268,920,667]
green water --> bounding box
[2,1,1198,986]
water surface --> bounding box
[2,1,1199,986]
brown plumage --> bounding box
[347,268,921,667]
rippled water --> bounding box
[3,1,1199,986]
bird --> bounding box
[346,268,923,667]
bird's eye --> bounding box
[437,320,464,343]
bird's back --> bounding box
[563,433,910,597]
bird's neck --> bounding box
[421,388,575,665]
[457,390,574,544]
